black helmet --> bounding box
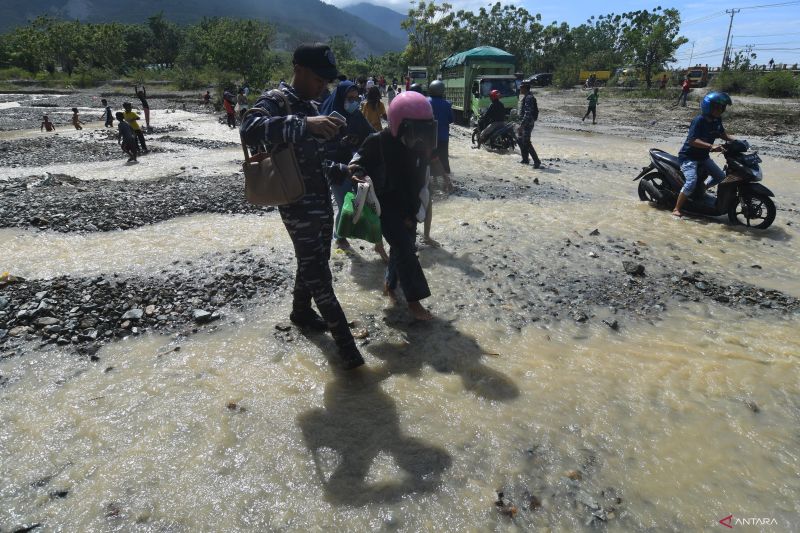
[409,83,423,93]
[428,80,445,97]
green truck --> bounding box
[439,46,518,126]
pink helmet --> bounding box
[388,90,433,137]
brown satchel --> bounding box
[240,90,305,206]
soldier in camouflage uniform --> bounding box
[517,82,542,169]
[240,44,364,370]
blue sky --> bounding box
[330,0,800,66]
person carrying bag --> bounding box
[240,43,365,371]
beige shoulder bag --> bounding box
[240,90,305,206]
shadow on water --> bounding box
[295,310,519,505]
[418,245,485,278]
[297,358,452,506]
[369,314,520,402]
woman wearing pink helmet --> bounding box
[349,91,437,320]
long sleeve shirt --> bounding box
[518,94,538,128]
[239,83,330,201]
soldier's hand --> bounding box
[307,116,344,140]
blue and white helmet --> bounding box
[701,91,732,116]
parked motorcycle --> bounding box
[471,119,517,151]
[633,140,776,229]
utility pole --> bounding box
[687,41,696,68]
[721,9,740,70]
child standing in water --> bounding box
[40,115,56,132]
[100,99,113,127]
[116,111,138,163]
[71,108,84,130]
[134,85,151,131]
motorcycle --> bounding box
[633,140,776,229]
[471,117,517,152]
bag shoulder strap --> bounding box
[239,88,295,162]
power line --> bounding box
[735,32,800,37]
[734,0,800,9]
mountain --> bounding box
[0,0,406,57]
[342,3,407,42]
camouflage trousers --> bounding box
[279,199,355,349]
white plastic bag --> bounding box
[352,176,381,224]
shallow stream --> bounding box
[1,103,799,531]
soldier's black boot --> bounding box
[290,308,328,331]
[338,344,365,371]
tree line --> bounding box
[400,2,687,88]
[0,13,280,87]
[0,3,691,89]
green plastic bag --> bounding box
[336,191,382,244]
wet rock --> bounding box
[564,469,582,481]
[622,261,645,276]
[48,490,69,499]
[275,323,292,332]
[121,309,143,321]
[0,296,9,310]
[495,492,518,518]
[192,309,218,324]
[694,281,708,291]
[9,326,31,337]
[589,228,600,236]
[572,311,589,322]
[35,317,60,327]
[602,319,619,330]
[743,399,760,413]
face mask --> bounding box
[344,101,359,114]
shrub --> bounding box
[0,66,35,80]
[174,67,203,90]
[712,70,755,94]
[755,71,799,98]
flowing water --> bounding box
[1,105,799,531]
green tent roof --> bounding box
[440,46,515,70]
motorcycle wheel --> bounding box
[637,172,668,206]
[727,193,776,229]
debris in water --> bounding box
[0,272,25,287]
[589,228,600,236]
[495,492,518,518]
[743,399,760,413]
[564,469,582,480]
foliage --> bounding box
[328,35,356,64]
[618,8,687,88]
[755,71,799,98]
[712,70,755,94]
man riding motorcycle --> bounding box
[476,90,507,148]
[673,91,736,218]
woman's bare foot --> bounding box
[443,175,454,194]
[671,209,683,218]
[375,242,389,264]
[383,282,398,303]
[422,236,440,247]
[408,301,433,321]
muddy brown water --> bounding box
[1,102,799,531]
